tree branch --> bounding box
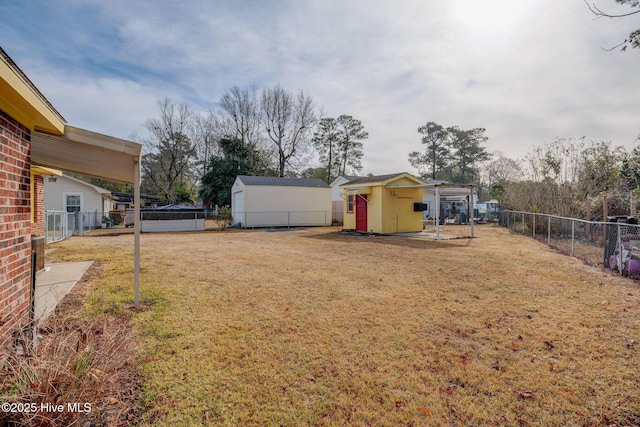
[584,0,640,18]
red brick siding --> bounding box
[31,174,44,236]
[0,109,32,350]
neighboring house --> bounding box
[111,191,160,210]
[44,174,114,217]
[330,176,359,224]
[231,175,332,228]
[340,173,426,234]
[1,46,143,351]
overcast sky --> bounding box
[1,0,639,175]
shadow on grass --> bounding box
[301,229,474,250]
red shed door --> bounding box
[355,195,368,231]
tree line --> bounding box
[489,137,640,220]
[408,121,640,220]
[139,93,640,221]
[408,121,491,184]
[139,85,367,206]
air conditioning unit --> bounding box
[413,203,428,212]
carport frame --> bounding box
[386,181,475,239]
[31,127,143,307]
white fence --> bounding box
[45,210,101,243]
[140,210,205,232]
[499,210,640,278]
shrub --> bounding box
[0,314,139,426]
[211,206,232,231]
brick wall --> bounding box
[31,174,44,236]
[0,109,32,350]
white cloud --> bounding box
[1,0,639,175]
[28,68,160,141]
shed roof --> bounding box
[344,172,423,186]
[386,179,475,197]
[329,175,361,187]
[237,175,330,188]
[344,173,402,185]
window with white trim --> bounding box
[347,195,354,213]
[64,193,82,213]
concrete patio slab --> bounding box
[394,231,469,240]
[34,261,94,323]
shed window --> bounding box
[347,195,354,213]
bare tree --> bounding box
[218,85,264,171]
[584,0,640,51]
[193,112,220,179]
[478,152,522,201]
[141,98,199,203]
[483,152,523,185]
[503,137,585,217]
[261,85,316,177]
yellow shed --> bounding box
[340,173,426,234]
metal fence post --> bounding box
[571,219,575,256]
[533,214,536,239]
[547,216,551,246]
[522,213,525,234]
[288,211,291,228]
[618,223,623,276]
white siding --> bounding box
[45,176,105,214]
[330,176,351,201]
[239,184,331,227]
[231,177,245,225]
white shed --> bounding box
[329,175,360,224]
[231,175,332,228]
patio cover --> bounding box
[339,186,371,196]
[31,126,143,307]
[2,45,143,308]
[386,180,475,238]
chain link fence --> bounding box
[45,210,101,243]
[499,210,640,279]
[230,210,334,228]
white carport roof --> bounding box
[386,180,474,196]
[31,125,141,184]
[386,180,475,238]
[2,46,144,307]
[31,126,143,307]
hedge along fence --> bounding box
[499,210,640,278]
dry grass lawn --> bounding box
[47,224,640,426]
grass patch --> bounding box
[38,225,640,425]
